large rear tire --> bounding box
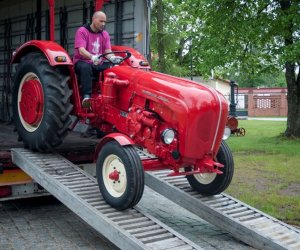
[186,140,234,195]
[96,141,144,210]
[12,52,73,152]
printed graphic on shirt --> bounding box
[92,38,100,54]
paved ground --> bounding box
[0,187,255,250]
[0,197,114,250]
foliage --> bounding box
[227,70,287,87]
[187,1,300,77]
[150,0,191,76]
[150,0,299,84]
[150,0,300,137]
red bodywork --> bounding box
[81,45,228,176]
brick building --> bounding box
[237,87,287,117]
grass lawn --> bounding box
[226,119,300,226]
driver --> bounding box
[73,11,117,108]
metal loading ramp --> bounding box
[11,148,201,250]
[145,170,300,250]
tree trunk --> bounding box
[177,38,185,65]
[280,0,300,137]
[156,0,166,73]
[284,62,300,137]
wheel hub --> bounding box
[109,170,120,181]
[103,155,127,198]
[19,79,44,126]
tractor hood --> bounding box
[108,67,229,159]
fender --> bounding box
[11,40,73,66]
[94,133,135,161]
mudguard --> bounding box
[11,40,73,66]
[94,133,135,161]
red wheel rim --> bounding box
[19,79,44,126]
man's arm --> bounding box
[79,48,113,60]
[78,47,94,60]
[104,49,112,58]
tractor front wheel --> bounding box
[12,52,72,152]
[96,141,144,210]
[186,141,234,195]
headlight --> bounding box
[161,128,175,144]
[222,126,231,140]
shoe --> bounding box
[82,95,91,108]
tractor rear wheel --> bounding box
[186,141,234,195]
[12,52,73,152]
[96,141,144,210]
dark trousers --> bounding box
[75,61,110,96]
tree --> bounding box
[163,0,300,138]
[227,70,286,88]
[151,0,191,76]
[155,0,167,72]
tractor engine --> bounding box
[126,106,178,165]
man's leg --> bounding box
[75,61,93,107]
[92,62,111,76]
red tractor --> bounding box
[10,2,234,211]
[226,116,246,136]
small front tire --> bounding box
[186,140,234,195]
[96,141,144,210]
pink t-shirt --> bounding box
[73,25,111,64]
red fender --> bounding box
[11,40,73,66]
[94,133,135,162]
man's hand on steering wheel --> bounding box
[91,55,101,65]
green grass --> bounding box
[226,120,300,226]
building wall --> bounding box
[0,0,150,122]
[238,88,288,117]
[248,92,287,117]
[191,77,231,98]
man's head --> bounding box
[91,11,107,32]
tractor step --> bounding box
[11,148,201,250]
[145,170,300,250]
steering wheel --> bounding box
[98,51,131,65]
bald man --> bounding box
[74,11,112,108]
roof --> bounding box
[238,87,287,94]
